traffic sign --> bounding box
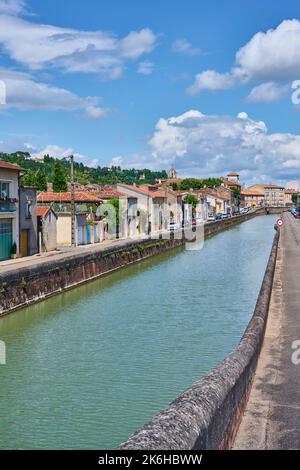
[276,218,284,228]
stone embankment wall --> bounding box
[0,208,282,317]
[0,237,184,316]
[119,230,280,450]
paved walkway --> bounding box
[234,212,300,449]
[0,235,152,275]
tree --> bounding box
[180,177,223,190]
[21,169,37,187]
[52,160,67,192]
[184,194,199,207]
[292,194,299,205]
[105,198,120,237]
[231,187,241,206]
[184,194,199,217]
[35,168,48,192]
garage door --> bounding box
[0,219,13,261]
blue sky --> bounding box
[1,0,300,184]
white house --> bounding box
[0,161,22,261]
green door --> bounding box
[0,219,13,261]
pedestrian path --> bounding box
[234,212,300,449]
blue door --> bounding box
[0,219,13,261]
[86,224,91,244]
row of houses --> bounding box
[0,161,58,261]
[1,162,298,261]
[241,184,298,208]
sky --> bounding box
[1,0,300,184]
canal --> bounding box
[0,215,276,449]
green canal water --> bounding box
[0,215,276,449]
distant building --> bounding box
[19,187,38,257]
[221,173,241,191]
[116,184,167,235]
[284,188,298,207]
[36,206,57,252]
[286,180,300,192]
[37,191,102,246]
[227,171,240,183]
[249,184,285,207]
[168,167,177,179]
[0,161,22,261]
[241,188,265,208]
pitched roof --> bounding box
[118,184,164,198]
[201,188,231,200]
[37,191,101,203]
[285,188,299,194]
[0,161,23,171]
[250,184,285,190]
[241,188,265,196]
[36,206,51,218]
[92,189,126,199]
[221,177,241,188]
[227,172,239,176]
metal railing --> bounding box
[0,202,17,213]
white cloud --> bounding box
[0,138,100,167]
[0,69,107,118]
[148,109,300,184]
[32,144,99,168]
[172,38,202,56]
[246,82,289,102]
[187,70,237,95]
[111,156,123,166]
[0,0,27,15]
[0,14,157,78]
[188,19,300,98]
[137,60,154,75]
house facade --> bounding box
[0,161,22,261]
[116,184,167,235]
[241,188,265,208]
[249,184,285,207]
[284,188,298,206]
[19,187,38,257]
[37,191,102,246]
[36,206,57,252]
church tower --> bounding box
[168,167,177,179]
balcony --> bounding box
[0,200,17,213]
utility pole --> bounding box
[70,154,76,247]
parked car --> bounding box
[293,212,300,219]
[233,210,240,216]
[240,207,250,214]
[207,214,215,221]
[215,214,222,220]
[191,218,203,225]
[168,221,181,230]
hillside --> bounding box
[0,152,168,186]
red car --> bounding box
[294,213,300,219]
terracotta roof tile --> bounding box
[119,185,164,198]
[37,191,101,203]
[36,206,51,217]
[0,161,23,171]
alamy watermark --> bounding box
[0,340,6,365]
[291,340,300,365]
[97,200,205,251]
[291,80,300,105]
[0,80,6,105]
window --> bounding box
[0,181,10,199]
[25,201,32,219]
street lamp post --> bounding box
[69,154,76,247]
